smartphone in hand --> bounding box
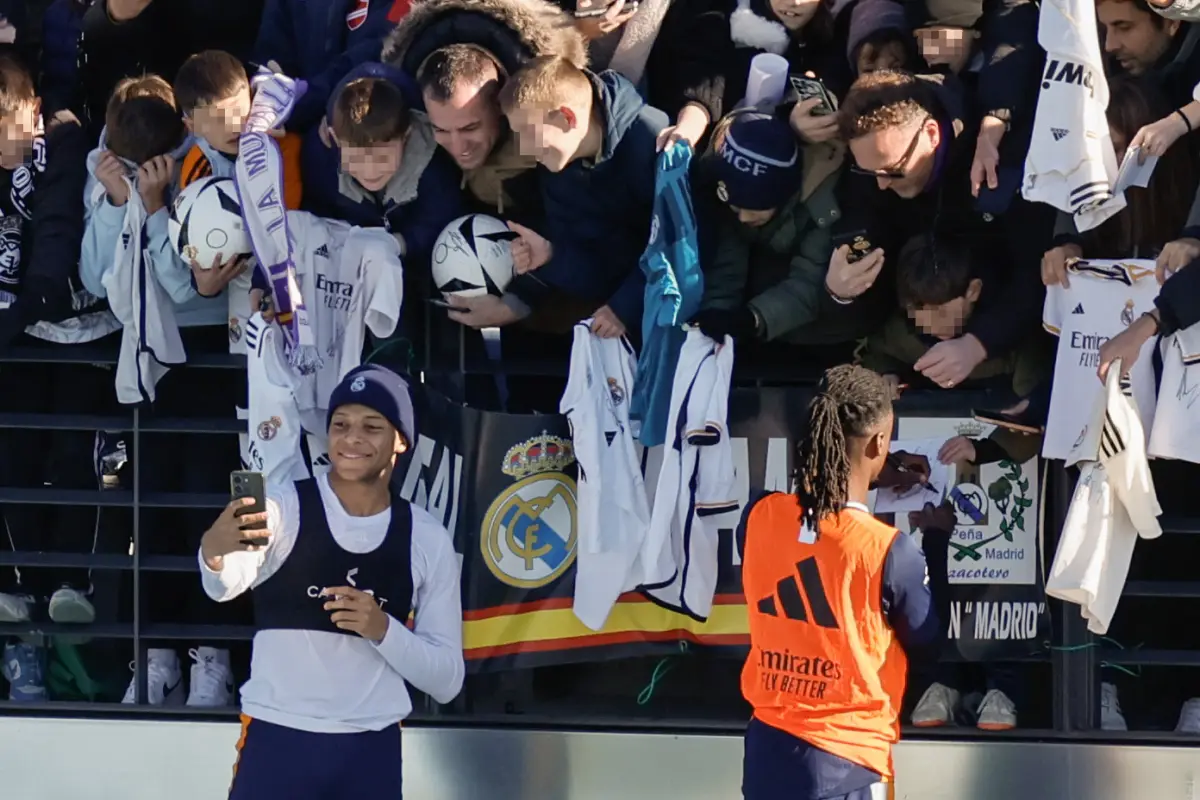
[831,229,878,264]
[789,75,837,116]
[230,470,269,547]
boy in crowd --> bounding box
[79,75,241,317]
[861,234,1048,398]
[174,50,303,210]
[309,66,463,269]
[692,108,878,358]
[450,55,664,336]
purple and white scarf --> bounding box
[236,69,321,374]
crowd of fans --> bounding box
[0,0,1194,735]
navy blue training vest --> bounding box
[253,478,414,636]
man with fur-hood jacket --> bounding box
[383,0,587,226]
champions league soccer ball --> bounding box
[168,176,252,269]
[431,214,519,297]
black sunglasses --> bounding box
[850,117,932,179]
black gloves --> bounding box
[692,307,757,342]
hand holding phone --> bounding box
[230,470,269,547]
[789,75,837,116]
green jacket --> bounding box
[702,143,873,345]
[860,311,1052,398]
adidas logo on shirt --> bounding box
[314,244,330,259]
[755,557,839,629]
[1072,303,1085,314]
[1051,128,1069,141]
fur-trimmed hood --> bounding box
[383,0,588,77]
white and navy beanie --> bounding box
[707,109,802,212]
[326,364,416,446]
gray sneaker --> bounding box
[977,689,1018,731]
[47,587,95,624]
[911,683,960,727]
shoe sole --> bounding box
[47,603,95,624]
[0,608,29,623]
[911,719,952,727]
[978,721,1016,731]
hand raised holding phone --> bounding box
[200,497,270,570]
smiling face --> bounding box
[425,76,504,171]
[338,138,405,192]
[327,404,408,481]
[769,0,821,30]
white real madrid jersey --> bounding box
[560,322,651,631]
[242,313,311,484]
[286,212,404,435]
[1149,323,1200,463]
[642,328,738,621]
[1042,259,1159,460]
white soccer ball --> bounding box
[431,214,518,297]
[168,176,251,269]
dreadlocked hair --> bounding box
[794,365,894,525]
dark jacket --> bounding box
[382,0,587,225]
[507,70,667,329]
[647,0,851,128]
[307,64,463,269]
[701,142,879,344]
[0,116,95,325]
[837,74,1053,360]
[254,0,400,132]
[1158,260,1200,336]
[0,0,30,73]
[40,0,85,118]
[1144,21,1200,109]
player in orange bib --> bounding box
[739,365,953,800]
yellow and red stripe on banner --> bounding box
[463,592,750,661]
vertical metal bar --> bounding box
[1049,463,1096,731]
[132,404,144,705]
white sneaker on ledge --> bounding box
[121,648,183,706]
[977,689,1018,731]
[47,587,95,624]
[1176,698,1200,734]
[186,646,234,707]
[911,682,960,727]
[1100,682,1127,731]
[0,591,33,623]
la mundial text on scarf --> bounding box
[237,69,321,374]
[393,386,1048,672]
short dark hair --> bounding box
[330,77,411,147]
[174,50,249,115]
[417,44,502,104]
[1097,0,1167,26]
[896,234,979,308]
[838,69,935,140]
[0,55,35,118]
[105,75,186,165]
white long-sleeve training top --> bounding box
[198,474,465,733]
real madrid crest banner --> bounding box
[396,386,1051,672]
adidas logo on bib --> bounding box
[1051,128,1069,141]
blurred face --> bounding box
[848,117,941,199]
[1098,0,1178,75]
[508,106,582,173]
[915,26,976,73]
[769,0,821,31]
[186,87,251,155]
[731,206,777,227]
[907,279,983,339]
[328,404,408,481]
[857,39,909,75]
[338,138,405,192]
[425,75,503,171]
[0,98,40,170]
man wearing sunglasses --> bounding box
[831,69,1052,392]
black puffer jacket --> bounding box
[647,0,852,126]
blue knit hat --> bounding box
[326,364,416,445]
[707,109,802,212]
